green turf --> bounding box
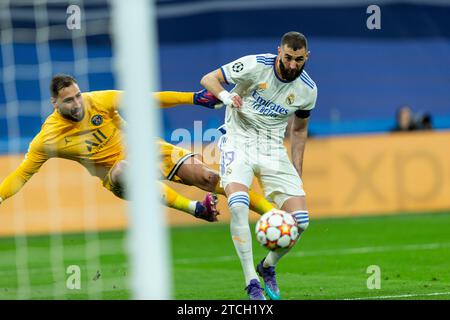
[1,212,450,300]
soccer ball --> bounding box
[255,209,300,251]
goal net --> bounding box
[0,0,169,299]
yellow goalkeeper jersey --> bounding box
[0,90,194,201]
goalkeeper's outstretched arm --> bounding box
[153,90,221,109]
[153,91,196,108]
[90,89,216,111]
[0,140,48,204]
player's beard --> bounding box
[279,59,305,82]
[60,105,85,122]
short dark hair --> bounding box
[280,31,308,51]
[50,74,77,98]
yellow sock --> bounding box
[159,182,196,215]
[214,185,225,195]
[214,184,274,215]
[153,91,194,108]
[248,189,274,215]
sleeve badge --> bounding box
[232,62,244,73]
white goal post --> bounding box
[112,0,172,299]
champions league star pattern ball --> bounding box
[255,209,300,251]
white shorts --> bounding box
[218,135,305,208]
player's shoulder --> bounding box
[231,53,276,69]
[83,90,121,113]
[83,90,119,98]
[28,118,53,150]
[249,53,276,70]
[254,53,277,66]
[40,111,60,130]
[297,70,317,92]
[37,112,64,142]
[82,90,115,104]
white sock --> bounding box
[188,201,197,215]
[264,210,310,267]
[263,248,289,267]
[228,191,258,286]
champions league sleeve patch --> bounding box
[232,62,244,73]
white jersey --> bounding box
[220,53,317,146]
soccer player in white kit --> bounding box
[200,32,317,300]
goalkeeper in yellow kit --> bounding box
[0,74,273,222]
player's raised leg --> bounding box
[247,189,274,216]
[105,160,219,222]
[175,154,274,215]
[257,195,308,300]
[225,182,265,300]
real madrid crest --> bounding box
[286,93,295,105]
[258,82,268,90]
[91,114,103,126]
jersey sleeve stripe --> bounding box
[167,153,196,181]
[303,74,313,83]
[300,74,315,89]
[256,58,275,63]
[257,61,275,65]
[256,55,276,66]
[300,74,314,86]
[220,67,230,85]
[301,71,316,84]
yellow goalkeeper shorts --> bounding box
[157,138,195,183]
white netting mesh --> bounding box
[0,0,134,299]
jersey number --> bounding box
[85,129,107,152]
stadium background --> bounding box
[2,0,450,145]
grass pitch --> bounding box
[0,212,449,300]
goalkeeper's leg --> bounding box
[159,182,218,222]
[175,155,274,215]
[106,160,218,222]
